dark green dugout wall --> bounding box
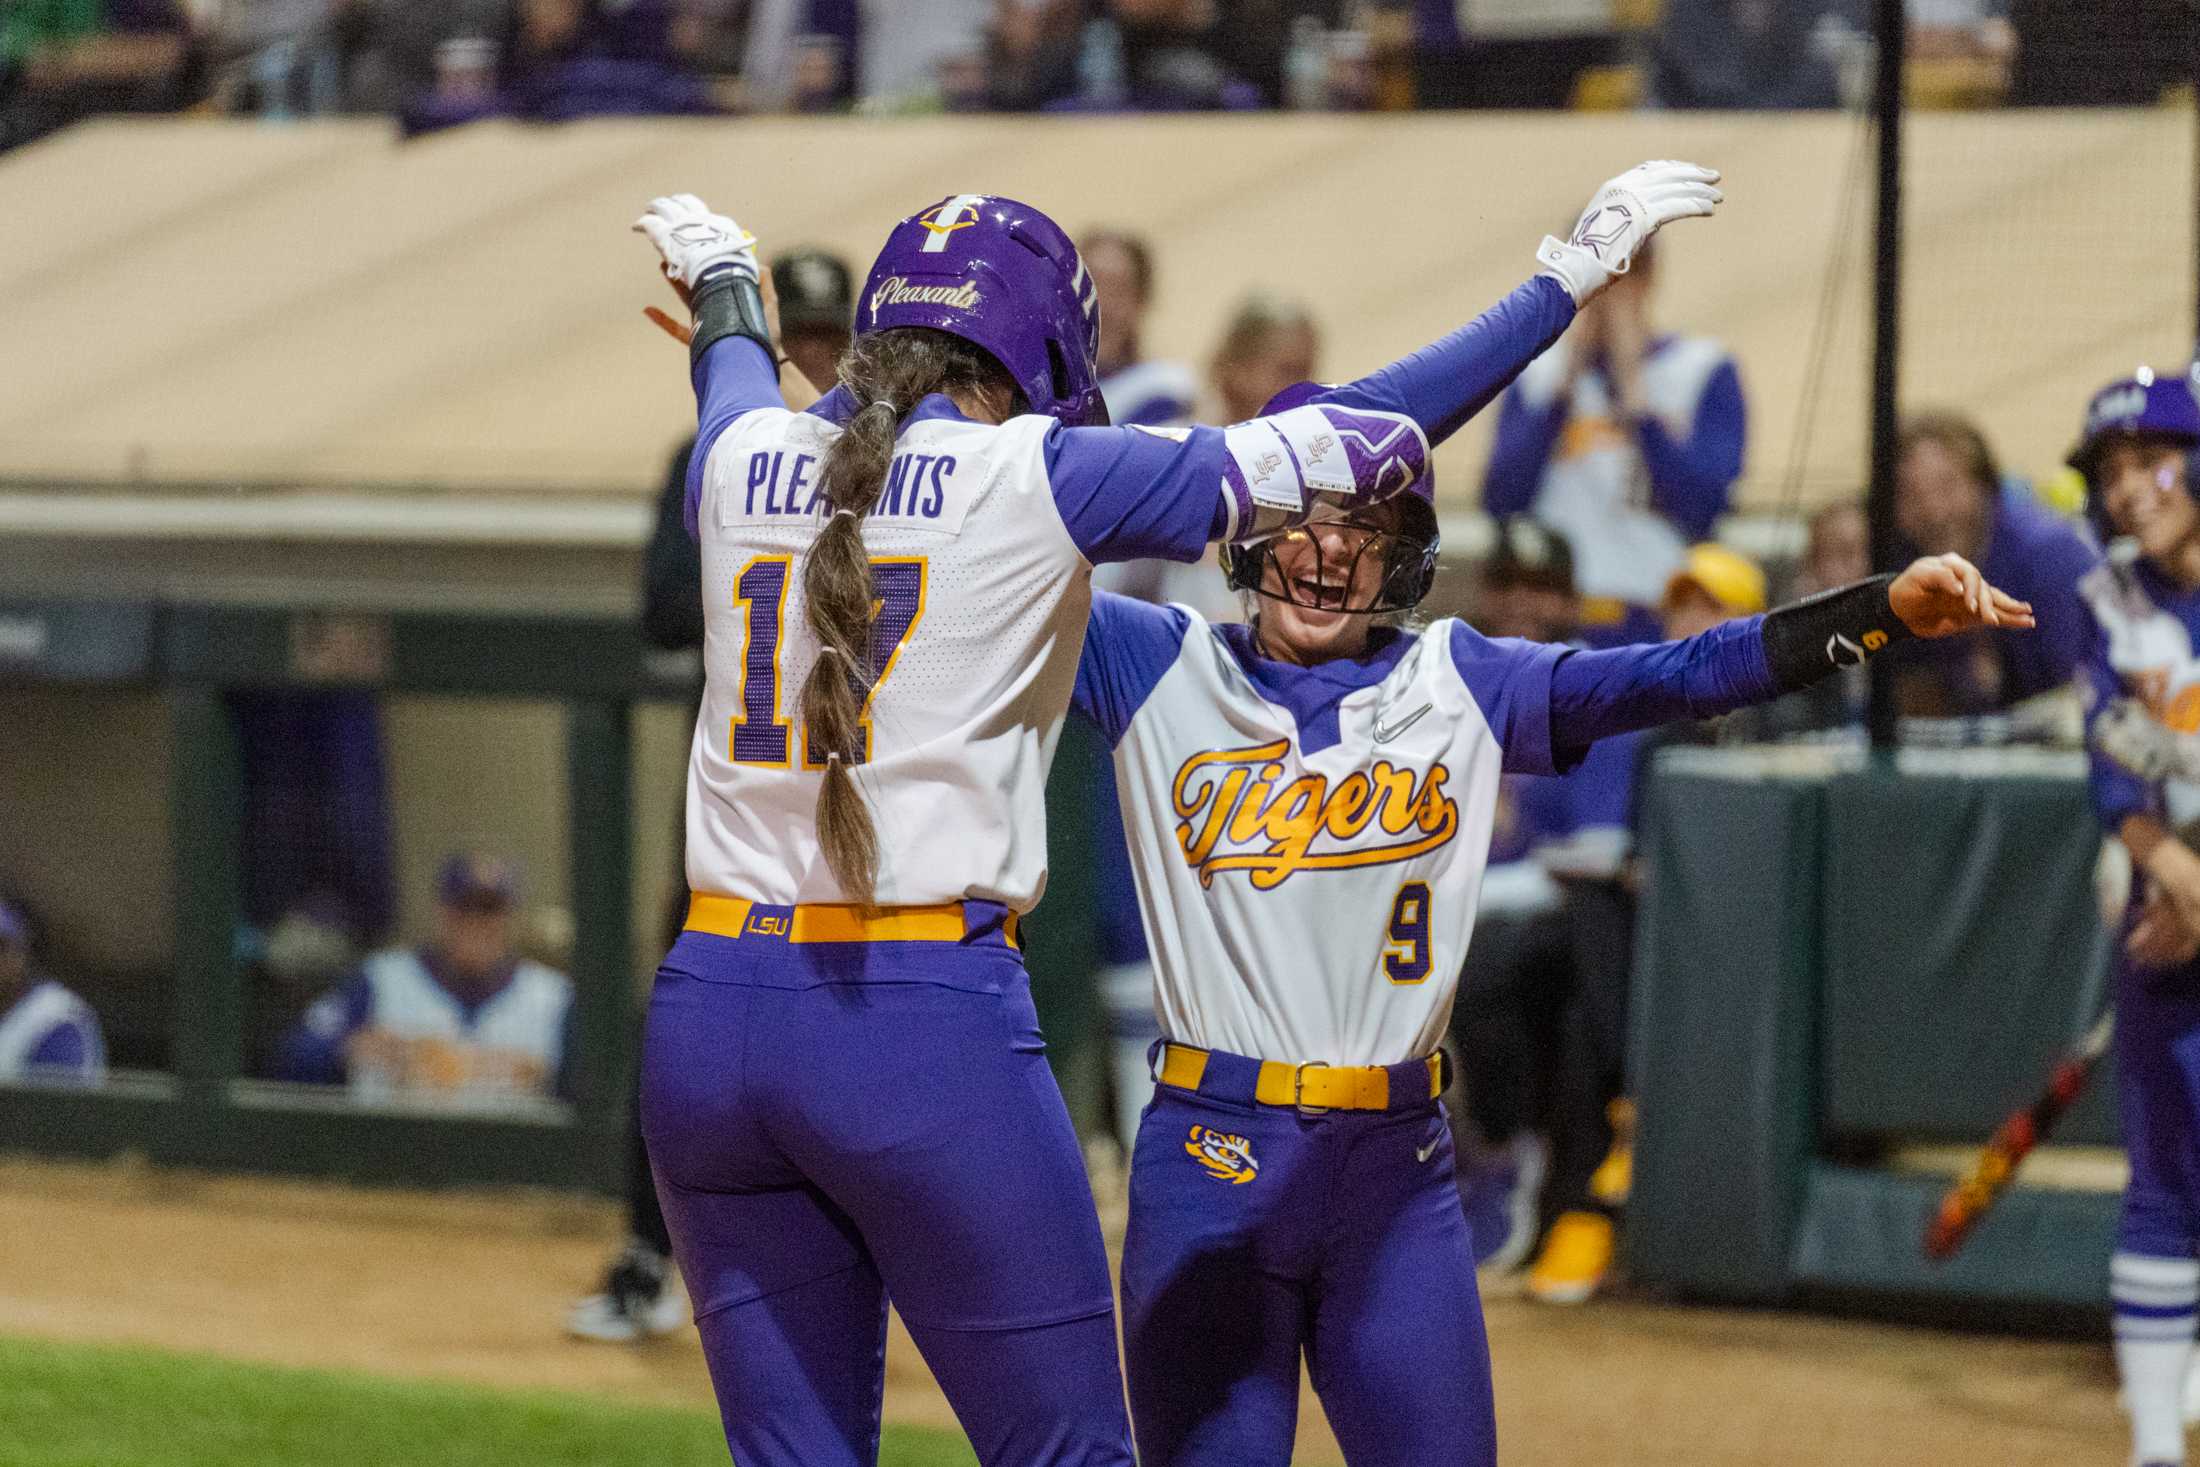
[0,595,1108,1188]
[1630,754,2119,1314]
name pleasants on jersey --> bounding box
[734,444,968,527]
[1172,739,1459,889]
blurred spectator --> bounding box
[2009,0,2195,106]
[0,897,105,1087]
[230,686,396,953]
[1209,293,1319,423]
[741,0,1003,112]
[1417,0,1617,110]
[273,853,575,1107]
[770,246,855,389]
[398,0,719,134]
[0,0,208,151]
[1521,541,1766,1307]
[1890,411,2096,716]
[1483,234,1747,619]
[1647,0,1851,110]
[1445,518,1589,1274]
[1759,499,1871,736]
[1082,227,1198,428]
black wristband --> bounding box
[1759,572,1913,693]
[687,272,776,369]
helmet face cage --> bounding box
[1221,513,1438,616]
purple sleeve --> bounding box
[1448,621,1569,775]
[1544,616,1777,757]
[1633,358,1745,541]
[1481,385,1568,517]
[1312,275,1577,446]
[272,974,373,1085]
[27,1019,94,1080]
[1074,590,1195,746]
[683,336,783,539]
[1044,423,1236,565]
[2079,600,2151,831]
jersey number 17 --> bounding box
[728,555,927,768]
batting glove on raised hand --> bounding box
[1536,161,1723,306]
[633,194,760,294]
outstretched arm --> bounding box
[1545,553,2034,756]
[1049,161,1725,566]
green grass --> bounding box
[0,1335,978,1467]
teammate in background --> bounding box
[1758,499,1873,738]
[630,181,1456,1465]
[274,854,574,1108]
[1893,411,2098,717]
[0,897,104,1087]
[1524,542,1768,1306]
[1082,228,1198,429]
[1481,232,1746,615]
[1208,292,1319,424]
[1075,164,2034,1466]
[2067,368,2200,1467]
[570,249,851,1343]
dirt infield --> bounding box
[0,1156,2130,1465]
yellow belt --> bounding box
[685,893,1018,947]
[1156,1042,1442,1112]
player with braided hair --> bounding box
[1072,166,2035,1466]
[629,182,1535,1464]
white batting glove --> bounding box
[633,194,760,292]
[1536,161,1723,306]
[2095,696,2182,784]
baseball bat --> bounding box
[1922,1009,2115,1261]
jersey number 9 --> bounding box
[729,555,928,768]
[1384,881,1432,985]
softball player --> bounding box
[1071,172,2035,1467]
[2069,368,2200,1467]
[629,183,1531,1465]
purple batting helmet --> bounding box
[2071,366,2200,538]
[1219,381,1440,614]
[857,194,1106,427]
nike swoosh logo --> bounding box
[1416,1137,1441,1163]
[1375,704,1433,743]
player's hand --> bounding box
[1536,161,1723,306]
[2144,837,2200,938]
[1888,553,2035,637]
[634,194,760,293]
[645,249,784,350]
[2128,881,2200,969]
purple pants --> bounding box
[2117,951,2200,1257]
[641,926,1134,1467]
[1121,1074,1496,1466]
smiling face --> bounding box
[2098,436,2197,562]
[1252,508,1406,665]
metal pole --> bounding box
[1866,0,1906,750]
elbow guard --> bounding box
[1760,573,1913,693]
[687,272,777,369]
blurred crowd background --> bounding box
[3,0,2192,153]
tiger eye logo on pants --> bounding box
[1185,1126,1258,1184]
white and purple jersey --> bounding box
[2079,556,2200,835]
[1076,594,1776,1067]
[678,274,1580,912]
[0,980,104,1085]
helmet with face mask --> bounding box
[1217,382,1440,614]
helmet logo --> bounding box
[2091,384,2149,434]
[917,194,986,253]
[869,276,982,319]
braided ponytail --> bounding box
[800,328,1019,906]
